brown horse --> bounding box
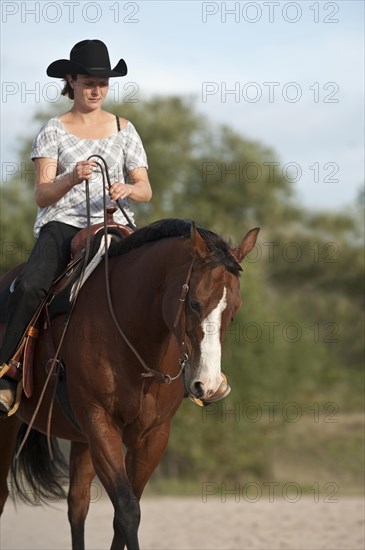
[0,218,259,550]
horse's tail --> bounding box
[10,423,68,505]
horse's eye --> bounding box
[190,300,201,314]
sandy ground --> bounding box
[0,496,364,550]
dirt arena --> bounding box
[0,496,363,549]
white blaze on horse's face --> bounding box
[192,287,227,397]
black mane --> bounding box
[109,219,241,275]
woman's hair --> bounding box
[61,75,77,100]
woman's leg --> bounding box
[0,221,79,412]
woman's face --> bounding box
[68,74,109,110]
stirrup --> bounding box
[190,373,231,407]
[0,364,23,417]
[4,381,23,417]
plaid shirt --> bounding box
[31,117,148,237]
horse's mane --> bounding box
[109,218,241,275]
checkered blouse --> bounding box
[31,117,148,237]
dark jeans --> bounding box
[0,221,80,365]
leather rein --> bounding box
[88,154,191,384]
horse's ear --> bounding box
[190,221,209,259]
[230,228,260,264]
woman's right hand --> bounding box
[34,158,98,208]
[71,160,98,185]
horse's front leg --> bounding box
[125,420,171,500]
[67,441,96,550]
[84,409,140,550]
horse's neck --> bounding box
[113,238,192,346]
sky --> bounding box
[1,0,364,212]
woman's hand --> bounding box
[34,157,98,208]
[109,168,152,204]
[109,183,133,202]
[71,160,98,185]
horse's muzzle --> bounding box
[189,378,221,400]
[191,380,205,398]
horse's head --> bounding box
[169,223,259,402]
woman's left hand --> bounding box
[109,183,133,202]
[108,170,152,203]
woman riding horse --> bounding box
[0,39,230,414]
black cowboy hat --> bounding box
[46,39,127,78]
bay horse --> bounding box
[0,218,259,550]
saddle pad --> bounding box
[49,229,118,319]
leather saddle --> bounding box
[53,207,133,295]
